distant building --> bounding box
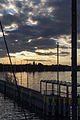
[33,61,35,66]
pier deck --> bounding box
[0,79,80,119]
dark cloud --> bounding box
[15,1,23,8]
[60,45,71,49]
[28,38,57,50]
[0,0,7,4]
[24,59,48,62]
[35,52,56,56]
[35,51,70,56]
[60,51,70,56]
[0,0,79,59]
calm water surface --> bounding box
[12,71,72,91]
[1,71,80,93]
[0,93,43,120]
[1,71,80,91]
[0,71,80,119]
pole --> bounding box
[21,60,22,85]
[3,62,4,80]
[40,81,42,93]
[27,60,28,88]
[0,20,27,120]
[57,42,59,95]
[0,21,17,85]
[72,0,77,120]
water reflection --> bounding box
[0,93,43,120]
[16,71,72,92]
[1,71,80,92]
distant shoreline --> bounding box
[1,63,80,72]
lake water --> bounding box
[0,71,80,119]
[0,93,43,120]
[2,71,80,93]
[0,71,72,91]
[1,71,80,94]
[1,71,80,92]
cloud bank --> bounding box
[0,0,79,64]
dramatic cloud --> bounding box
[0,0,79,64]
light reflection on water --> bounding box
[1,71,80,95]
[0,93,42,120]
[15,71,72,91]
[1,71,80,91]
[0,72,80,119]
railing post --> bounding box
[45,82,47,95]
[40,81,42,93]
[59,84,60,96]
[52,83,54,95]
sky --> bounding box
[0,0,80,65]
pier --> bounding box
[0,79,80,119]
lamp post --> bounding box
[21,60,22,85]
[27,60,28,88]
[72,0,77,120]
[57,42,59,96]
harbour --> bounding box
[0,71,79,119]
[0,0,79,119]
